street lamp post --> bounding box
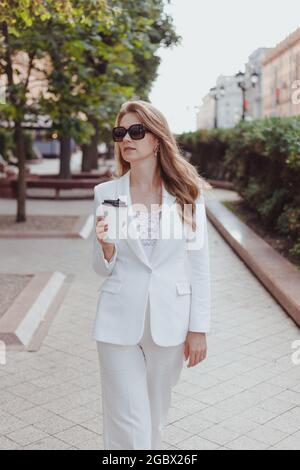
[235,70,259,121]
[209,85,225,128]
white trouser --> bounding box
[96,295,185,450]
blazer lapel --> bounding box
[116,169,178,269]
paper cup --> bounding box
[96,203,126,243]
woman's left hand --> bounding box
[183,332,207,368]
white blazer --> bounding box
[91,169,211,347]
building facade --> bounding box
[196,75,243,129]
[245,48,270,120]
[216,75,243,128]
[263,27,300,117]
[196,93,215,129]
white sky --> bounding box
[149,0,300,134]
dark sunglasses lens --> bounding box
[112,127,126,142]
[129,125,145,140]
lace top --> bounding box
[132,209,161,261]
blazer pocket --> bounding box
[176,281,192,295]
[100,278,122,294]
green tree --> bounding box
[39,0,120,177]
[0,0,180,220]
[0,0,112,219]
[80,0,181,171]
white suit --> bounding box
[91,168,211,347]
[91,168,211,450]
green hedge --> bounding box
[178,117,300,260]
[178,128,234,181]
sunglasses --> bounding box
[112,124,151,142]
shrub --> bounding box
[177,116,300,257]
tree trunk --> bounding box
[91,122,99,170]
[2,22,26,221]
[15,122,26,222]
[59,136,72,178]
[81,143,93,172]
[107,142,114,159]
[81,119,99,172]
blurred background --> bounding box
[0,0,300,452]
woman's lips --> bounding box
[124,147,136,151]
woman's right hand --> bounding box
[96,215,116,260]
[96,215,110,246]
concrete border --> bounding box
[0,271,71,351]
[206,199,300,328]
[207,179,234,190]
[0,215,92,239]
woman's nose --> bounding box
[123,134,133,143]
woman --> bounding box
[92,100,212,450]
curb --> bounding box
[206,199,300,328]
[207,179,234,190]
[0,271,69,351]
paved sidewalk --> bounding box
[0,191,300,450]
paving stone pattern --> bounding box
[0,190,300,450]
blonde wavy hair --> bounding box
[113,100,212,232]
